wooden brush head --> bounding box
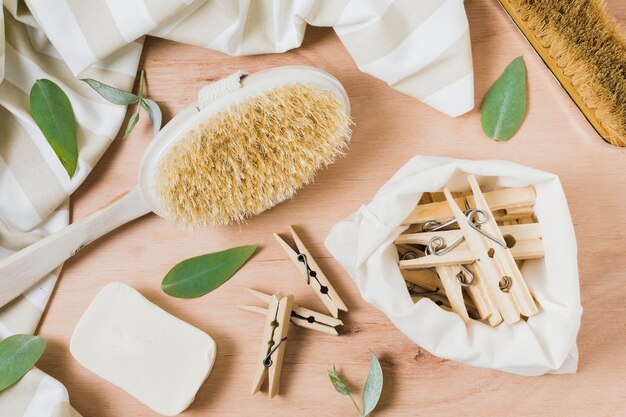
[499,0,626,146]
[155,83,351,229]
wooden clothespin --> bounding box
[396,223,542,247]
[460,263,501,326]
[435,265,471,321]
[274,226,347,318]
[397,223,544,269]
[465,176,538,317]
[402,258,501,324]
[442,186,520,324]
[411,192,472,322]
[431,176,541,324]
[401,268,440,290]
[251,292,293,398]
[398,241,544,269]
[397,184,543,326]
[240,288,343,336]
[402,185,536,226]
[404,272,481,320]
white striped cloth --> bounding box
[0,1,473,415]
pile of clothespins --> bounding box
[395,175,545,326]
[239,226,347,398]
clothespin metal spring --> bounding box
[263,337,288,368]
[297,253,329,295]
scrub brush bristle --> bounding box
[156,84,350,229]
[499,0,626,146]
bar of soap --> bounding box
[70,283,216,416]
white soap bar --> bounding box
[70,283,216,416]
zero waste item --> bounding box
[326,156,581,375]
[251,292,293,399]
[70,283,216,416]
[245,288,344,399]
[498,0,626,146]
[274,226,348,318]
[401,185,537,225]
[0,66,351,310]
[240,288,343,336]
[396,176,544,326]
[245,228,348,398]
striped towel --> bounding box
[0,1,473,415]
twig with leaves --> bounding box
[328,352,383,416]
[82,69,162,139]
[28,70,162,179]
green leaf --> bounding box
[161,245,257,298]
[328,366,352,397]
[481,56,527,141]
[123,111,140,139]
[81,79,139,105]
[0,335,46,392]
[30,79,78,178]
[328,366,362,415]
[137,69,145,99]
[83,70,160,140]
[140,98,162,136]
[361,352,383,416]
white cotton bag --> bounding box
[325,156,582,376]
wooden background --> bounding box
[37,1,626,416]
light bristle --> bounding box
[156,84,351,229]
[504,0,626,146]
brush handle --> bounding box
[0,187,151,309]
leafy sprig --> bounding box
[82,69,162,139]
[328,352,383,416]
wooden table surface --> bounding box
[37,1,626,416]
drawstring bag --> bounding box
[325,156,581,376]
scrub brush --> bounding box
[157,83,350,228]
[0,66,351,309]
[498,0,626,146]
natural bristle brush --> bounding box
[498,0,626,146]
[0,66,351,308]
[155,81,350,228]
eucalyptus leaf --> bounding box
[328,366,352,397]
[361,352,383,416]
[328,366,362,415]
[137,69,145,99]
[481,56,527,141]
[81,78,139,105]
[124,111,140,139]
[82,69,163,139]
[30,79,78,178]
[0,335,46,392]
[161,245,256,298]
[140,98,162,135]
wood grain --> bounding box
[36,1,626,416]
